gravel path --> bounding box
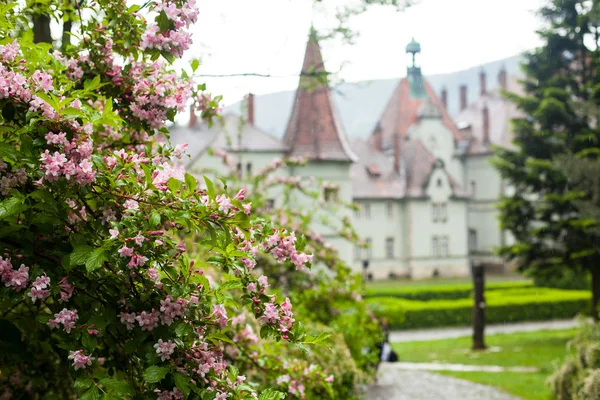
[389,319,579,343]
[366,365,520,400]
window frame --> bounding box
[385,237,394,259]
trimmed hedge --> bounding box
[366,288,590,330]
[364,280,534,301]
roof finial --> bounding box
[405,37,421,68]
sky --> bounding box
[186,0,546,106]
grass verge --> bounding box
[391,329,578,400]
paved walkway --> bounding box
[389,319,579,343]
[391,362,537,372]
[366,366,520,400]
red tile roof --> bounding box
[370,77,463,151]
[283,32,357,162]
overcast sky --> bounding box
[186,0,546,105]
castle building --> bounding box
[170,33,518,279]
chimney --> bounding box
[188,105,197,128]
[498,66,507,91]
[460,85,468,111]
[441,87,448,110]
[247,93,255,125]
[373,123,383,151]
[479,69,487,96]
[393,132,401,173]
[482,103,490,144]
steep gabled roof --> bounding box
[283,30,358,162]
[371,77,463,151]
[168,114,288,167]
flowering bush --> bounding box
[0,1,381,399]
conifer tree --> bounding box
[494,0,600,319]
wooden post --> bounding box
[472,261,486,350]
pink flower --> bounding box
[160,296,186,325]
[147,267,160,281]
[212,304,228,328]
[154,339,176,361]
[258,275,269,288]
[216,194,233,214]
[58,277,74,303]
[28,273,50,302]
[4,264,29,291]
[243,202,252,215]
[136,309,159,331]
[215,393,228,400]
[325,375,334,383]
[118,312,136,330]
[241,258,256,271]
[133,232,145,246]
[246,282,257,293]
[48,308,78,333]
[234,188,245,201]
[118,245,134,257]
[261,303,279,324]
[281,297,292,313]
[128,254,149,268]
[109,227,119,239]
[68,350,94,370]
[123,199,139,210]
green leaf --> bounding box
[191,59,200,72]
[99,378,134,396]
[203,176,215,199]
[0,142,18,161]
[174,321,193,337]
[74,376,94,390]
[258,388,286,400]
[70,245,94,267]
[80,385,100,400]
[150,212,161,228]
[167,177,182,194]
[0,196,27,219]
[206,332,235,345]
[173,373,191,397]
[143,366,169,383]
[82,333,98,351]
[185,173,197,193]
[86,247,107,272]
[220,280,243,291]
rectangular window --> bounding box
[440,236,448,257]
[246,163,252,176]
[441,203,447,222]
[364,203,371,219]
[432,236,439,257]
[386,202,393,218]
[432,203,439,222]
[324,188,339,202]
[469,229,477,252]
[365,238,372,260]
[354,244,361,260]
[236,162,242,178]
[385,237,394,259]
[265,199,275,211]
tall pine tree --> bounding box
[494,0,600,319]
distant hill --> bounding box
[225,54,524,140]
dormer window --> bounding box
[366,164,381,177]
[324,188,339,202]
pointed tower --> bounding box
[284,29,357,162]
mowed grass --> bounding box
[391,329,578,400]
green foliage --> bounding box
[493,0,600,316]
[367,288,590,329]
[365,280,533,301]
[534,268,590,290]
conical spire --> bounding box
[283,30,357,162]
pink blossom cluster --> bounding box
[118,295,189,331]
[260,297,294,339]
[0,257,29,292]
[140,1,199,57]
[212,304,228,328]
[39,132,96,185]
[48,308,79,333]
[27,274,51,303]
[0,40,19,63]
[195,92,222,116]
[53,51,85,81]
[152,163,185,190]
[155,388,184,400]
[188,341,227,379]
[68,350,94,370]
[262,230,313,270]
[0,167,26,195]
[128,61,192,128]
[154,339,177,361]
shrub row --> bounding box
[366,288,591,330]
[364,280,534,301]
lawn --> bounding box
[391,329,578,400]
